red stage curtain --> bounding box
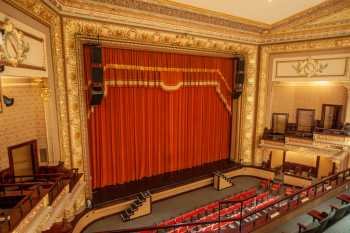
[84,47,235,189]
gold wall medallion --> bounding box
[292,57,329,77]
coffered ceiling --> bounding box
[167,0,326,24]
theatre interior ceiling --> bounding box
[45,0,350,44]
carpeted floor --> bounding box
[84,176,260,233]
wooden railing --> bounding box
[96,168,350,233]
[0,169,81,233]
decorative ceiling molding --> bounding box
[42,0,350,44]
[45,0,266,44]
[270,0,350,30]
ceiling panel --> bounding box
[169,0,326,24]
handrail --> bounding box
[95,167,350,233]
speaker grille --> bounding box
[91,47,102,64]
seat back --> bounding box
[345,203,350,214]
[318,211,335,232]
[329,205,348,226]
[301,222,320,233]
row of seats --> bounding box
[290,193,350,233]
[156,189,281,233]
[158,187,258,227]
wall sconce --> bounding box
[3,95,14,107]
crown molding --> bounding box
[40,0,350,44]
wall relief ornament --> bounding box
[0,18,30,67]
[292,57,329,77]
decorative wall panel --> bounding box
[0,13,48,77]
[272,55,350,81]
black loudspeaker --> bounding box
[233,57,245,99]
[92,67,103,82]
[91,46,102,64]
[0,64,4,73]
[90,67,104,106]
[90,90,104,106]
[89,46,104,106]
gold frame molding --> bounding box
[68,16,257,196]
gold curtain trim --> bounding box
[105,80,231,114]
[104,64,232,93]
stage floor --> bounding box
[92,159,241,207]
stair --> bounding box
[213,171,234,191]
[120,190,152,222]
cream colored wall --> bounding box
[0,1,61,166]
[271,149,284,168]
[271,85,347,123]
[284,174,312,187]
[285,151,317,167]
[0,86,47,171]
[318,156,333,179]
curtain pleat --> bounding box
[84,46,236,189]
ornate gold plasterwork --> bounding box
[270,0,350,31]
[62,16,258,176]
[45,0,350,44]
[0,18,30,66]
[255,36,350,165]
[292,57,329,77]
[3,0,71,169]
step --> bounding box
[121,212,130,222]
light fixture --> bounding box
[3,95,14,107]
[268,0,273,2]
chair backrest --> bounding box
[334,206,348,221]
[345,203,350,214]
[318,211,335,232]
[301,221,320,233]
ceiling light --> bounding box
[268,0,273,2]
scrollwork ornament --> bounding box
[292,57,328,77]
[0,18,30,67]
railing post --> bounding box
[218,202,221,232]
[239,201,243,232]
